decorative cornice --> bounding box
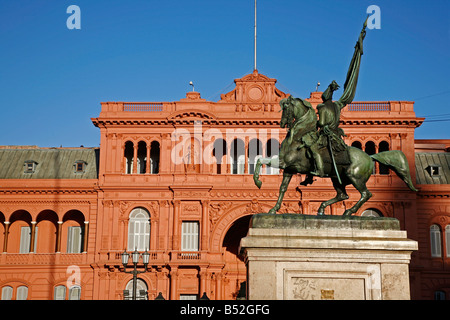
[0,189,96,195]
[93,117,423,128]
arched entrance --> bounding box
[221,215,252,300]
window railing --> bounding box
[177,252,201,260]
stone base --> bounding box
[239,214,418,300]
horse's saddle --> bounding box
[319,145,351,165]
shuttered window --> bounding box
[16,286,28,300]
[446,226,450,258]
[181,222,199,251]
[1,286,13,300]
[430,225,442,257]
[69,286,81,300]
[54,285,66,300]
[19,226,38,253]
[67,226,83,253]
[128,208,150,251]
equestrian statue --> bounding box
[253,18,418,216]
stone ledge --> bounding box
[250,213,400,231]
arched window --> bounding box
[266,139,280,175]
[150,141,160,174]
[8,210,33,253]
[430,224,442,258]
[137,141,147,174]
[361,209,383,217]
[365,141,376,174]
[63,210,85,254]
[54,285,66,300]
[435,290,446,300]
[351,141,362,150]
[124,141,134,174]
[379,141,390,175]
[230,139,245,175]
[212,139,227,174]
[125,279,148,300]
[16,286,28,300]
[128,208,150,251]
[248,139,263,174]
[1,286,13,300]
[68,285,81,300]
[36,210,58,253]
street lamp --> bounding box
[121,248,149,300]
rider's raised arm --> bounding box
[338,17,368,109]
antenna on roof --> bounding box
[254,0,257,71]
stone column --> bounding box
[146,141,151,174]
[56,221,63,253]
[29,221,37,253]
[83,221,89,253]
[244,137,249,174]
[2,221,10,253]
[133,143,138,174]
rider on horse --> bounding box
[301,18,368,185]
[309,80,348,178]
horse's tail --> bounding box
[370,150,418,192]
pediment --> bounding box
[218,70,288,105]
[167,109,217,122]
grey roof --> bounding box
[415,152,450,184]
[0,148,99,179]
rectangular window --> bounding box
[67,226,83,253]
[181,221,199,251]
[430,166,440,176]
[430,226,442,258]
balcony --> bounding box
[105,250,167,267]
[104,250,210,267]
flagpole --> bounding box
[254,0,257,71]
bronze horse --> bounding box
[253,96,418,216]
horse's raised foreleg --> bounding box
[317,178,349,215]
[268,172,293,214]
[253,156,280,189]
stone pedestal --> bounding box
[239,214,418,300]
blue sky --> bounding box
[0,0,449,147]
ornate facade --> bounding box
[0,70,448,300]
